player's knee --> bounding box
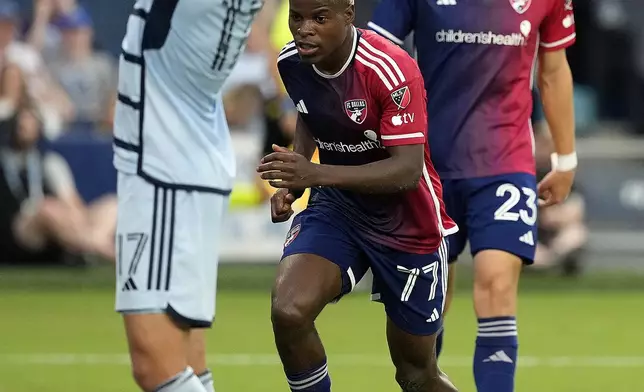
[270,293,315,331]
[473,251,521,316]
[394,365,442,392]
[130,357,158,391]
[474,276,517,315]
[473,272,518,316]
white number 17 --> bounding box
[397,262,439,302]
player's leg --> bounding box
[271,210,368,391]
[371,239,457,391]
[436,262,456,358]
[115,173,220,392]
[123,314,203,391]
[466,174,538,392]
[181,189,226,392]
[188,330,214,392]
[436,179,468,359]
[387,318,457,392]
[272,253,340,391]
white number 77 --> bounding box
[397,261,439,302]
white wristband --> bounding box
[550,152,578,172]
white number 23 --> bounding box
[494,184,537,226]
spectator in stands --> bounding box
[47,6,116,131]
[223,12,284,207]
[0,100,115,264]
[26,0,78,61]
[0,0,74,139]
[265,0,297,155]
[533,119,588,276]
[0,1,24,125]
[224,83,272,207]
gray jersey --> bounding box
[113,0,263,193]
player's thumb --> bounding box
[284,192,297,204]
[536,174,552,194]
[272,144,290,153]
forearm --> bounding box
[315,158,421,194]
[538,64,575,155]
[292,118,316,161]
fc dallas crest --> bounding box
[391,86,411,110]
[345,99,367,124]
[509,0,532,14]
[284,224,301,248]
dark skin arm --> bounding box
[259,115,425,222]
[264,114,317,222]
[257,142,424,194]
[315,144,424,193]
[292,114,317,161]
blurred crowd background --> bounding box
[0,0,642,275]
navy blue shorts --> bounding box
[282,207,448,336]
[441,173,538,264]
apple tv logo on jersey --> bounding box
[391,113,415,126]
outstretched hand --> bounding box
[257,144,319,190]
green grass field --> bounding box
[1,265,643,392]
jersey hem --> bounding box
[167,304,213,329]
[366,233,444,255]
[442,225,459,236]
[113,161,233,195]
[436,168,536,180]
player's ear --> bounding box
[343,4,355,25]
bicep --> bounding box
[538,49,570,77]
[385,144,425,176]
[387,144,424,163]
[292,114,317,159]
[295,114,313,138]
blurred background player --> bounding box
[368,0,577,391]
[258,0,458,390]
[112,0,263,391]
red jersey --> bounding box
[369,0,577,178]
[277,28,458,254]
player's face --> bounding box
[288,0,353,63]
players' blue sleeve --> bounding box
[367,0,414,46]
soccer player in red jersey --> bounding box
[256,0,459,391]
[368,0,578,391]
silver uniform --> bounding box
[113,0,262,327]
